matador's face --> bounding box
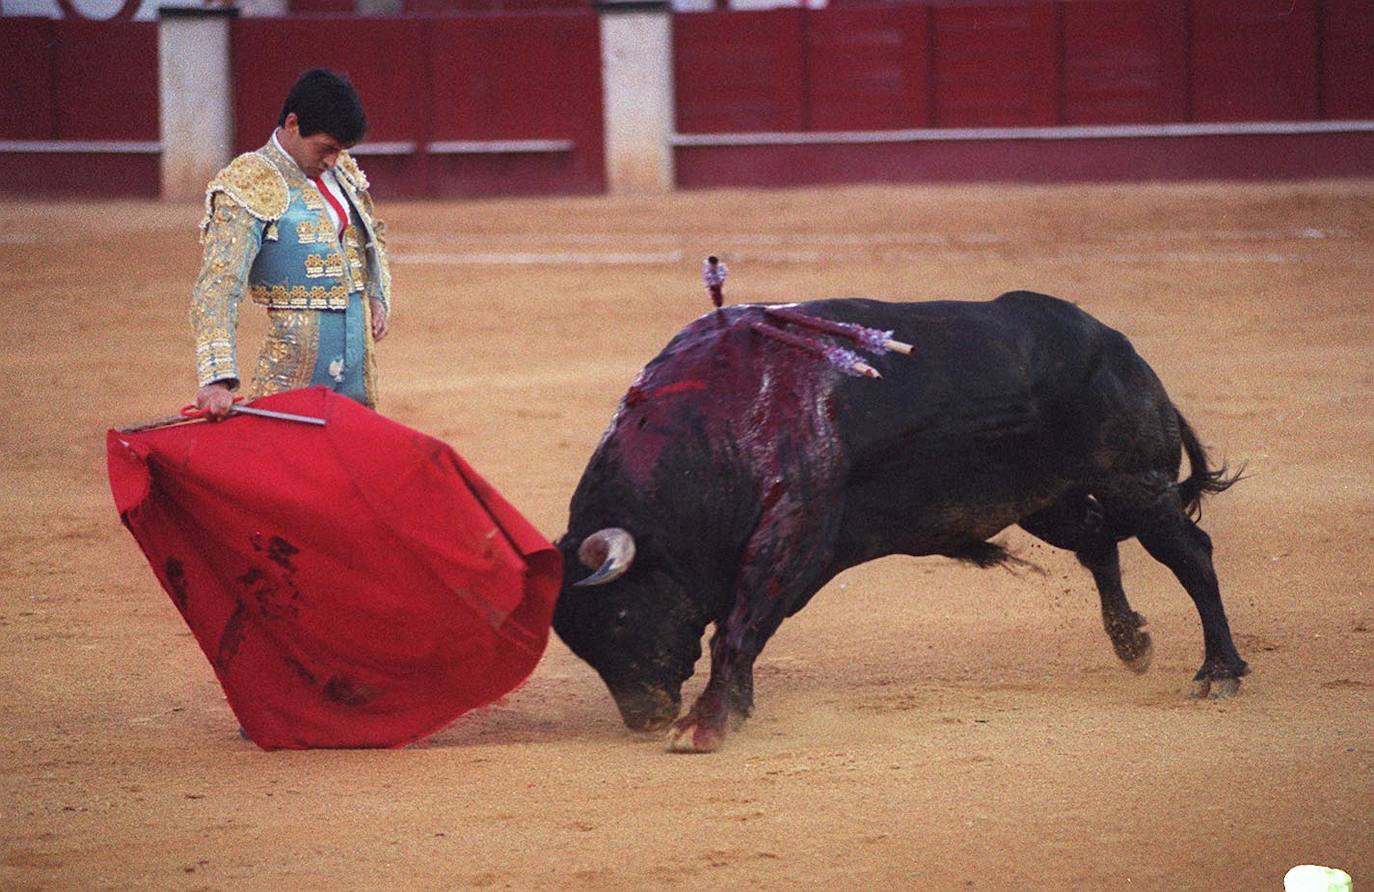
[278,113,352,179]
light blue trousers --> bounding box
[309,291,368,404]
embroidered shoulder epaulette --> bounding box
[205,152,289,223]
[335,151,370,193]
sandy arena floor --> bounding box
[1,181,1371,890]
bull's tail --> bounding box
[1176,409,1243,519]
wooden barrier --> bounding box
[672,0,1374,187]
[806,6,929,131]
[230,12,603,197]
[0,18,160,197]
[2,1,1371,197]
[1060,0,1187,125]
[1323,0,1374,118]
[930,2,1058,127]
[0,18,57,141]
[1190,0,1319,122]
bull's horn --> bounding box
[574,527,636,587]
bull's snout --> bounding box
[612,685,681,732]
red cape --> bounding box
[107,388,562,749]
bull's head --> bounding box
[553,528,705,732]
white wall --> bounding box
[159,11,234,200]
[599,8,676,193]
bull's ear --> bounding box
[575,528,636,587]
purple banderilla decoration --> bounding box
[749,322,881,378]
[700,255,912,379]
[749,306,915,379]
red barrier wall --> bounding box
[674,0,1370,138]
[806,6,929,131]
[674,131,1374,189]
[3,1,1371,198]
[673,0,1374,188]
[54,20,160,141]
[0,18,159,197]
[0,18,157,140]
[0,18,56,141]
[930,2,1057,126]
[1190,0,1319,122]
[1322,0,1374,118]
[675,8,931,133]
[425,14,604,197]
[1060,0,1187,125]
[229,20,430,145]
[675,10,806,133]
[231,13,603,197]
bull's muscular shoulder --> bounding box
[206,152,288,223]
[994,289,1081,315]
[334,150,370,193]
[991,289,1108,337]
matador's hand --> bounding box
[370,297,389,342]
[195,382,236,420]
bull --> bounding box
[553,291,1246,753]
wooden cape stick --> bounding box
[117,414,198,435]
[117,404,327,434]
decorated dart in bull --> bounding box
[703,256,727,308]
[749,321,881,378]
[764,306,913,355]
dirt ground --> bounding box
[1,180,1371,890]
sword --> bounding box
[117,400,329,433]
[221,405,327,425]
[177,401,327,426]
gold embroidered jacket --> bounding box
[191,139,393,388]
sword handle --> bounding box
[179,396,244,419]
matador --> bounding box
[190,69,392,418]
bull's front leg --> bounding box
[666,600,776,753]
[667,495,839,753]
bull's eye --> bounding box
[611,608,630,633]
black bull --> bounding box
[554,292,1246,753]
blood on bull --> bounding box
[553,289,1246,753]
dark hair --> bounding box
[278,68,367,145]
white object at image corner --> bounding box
[1284,865,1353,892]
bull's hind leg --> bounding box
[1020,499,1152,673]
[1134,499,1249,698]
[1080,538,1153,672]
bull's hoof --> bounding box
[666,718,725,753]
[1118,632,1153,673]
[1189,676,1242,700]
[1103,612,1152,673]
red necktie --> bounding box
[311,176,348,242]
